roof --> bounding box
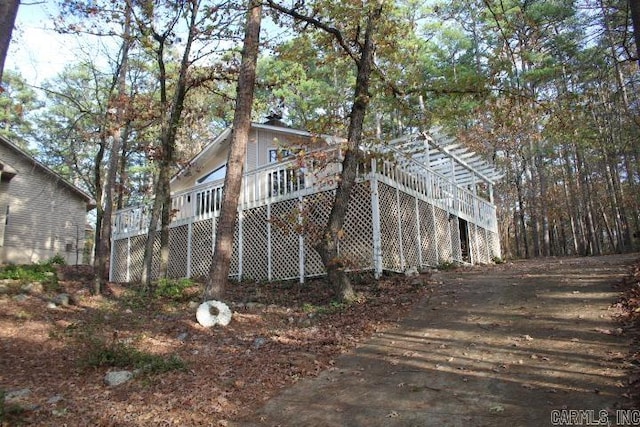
[389,129,503,187]
[0,135,96,209]
[171,122,344,183]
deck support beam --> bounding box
[370,159,383,278]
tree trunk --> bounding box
[316,4,383,302]
[0,0,19,86]
[631,0,640,64]
[515,175,529,258]
[92,140,106,287]
[203,0,262,301]
[141,169,165,288]
[142,0,201,288]
[93,3,132,294]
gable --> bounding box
[0,136,95,209]
[171,123,333,194]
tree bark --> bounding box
[141,0,201,289]
[0,0,19,86]
[629,0,640,64]
[315,4,383,302]
[203,0,262,301]
[93,2,132,294]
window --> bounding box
[268,148,293,163]
[197,164,227,184]
[0,205,7,247]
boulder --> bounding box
[104,370,133,387]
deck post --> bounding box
[395,186,405,271]
[238,210,244,281]
[126,236,131,283]
[109,234,115,282]
[415,196,423,269]
[186,222,193,278]
[267,202,272,281]
[431,204,439,263]
[298,195,305,284]
[370,158,383,278]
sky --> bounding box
[6,1,289,90]
[6,1,79,87]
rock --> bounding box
[46,302,57,309]
[0,283,8,294]
[104,370,134,387]
[188,301,200,309]
[12,294,28,302]
[4,388,31,402]
[252,337,267,349]
[53,293,72,306]
[177,332,189,342]
[245,302,265,310]
[404,266,419,277]
[21,282,44,294]
[47,395,63,404]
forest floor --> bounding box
[1,254,640,426]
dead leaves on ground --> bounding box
[0,270,432,426]
[614,260,640,409]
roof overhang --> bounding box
[0,161,17,181]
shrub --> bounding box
[436,260,457,271]
[47,253,67,265]
[0,389,26,424]
[0,263,58,287]
[83,338,187,375]
[154,278,195,301]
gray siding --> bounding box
[0,143,89,265]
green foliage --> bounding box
[0,70,40,142]
[154,278,195,300]
[302,300,346,315]
[0,389,26,425]
[82,338,187,375]
[492,256,504,264]
[0,262,58,286]
[120,278,198,309]
[48,253,67,265]
[436,260,457,271]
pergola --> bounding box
[389,129,503,202]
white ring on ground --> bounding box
[196,300,232,327]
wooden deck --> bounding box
[110,145,501,283]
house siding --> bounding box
[172,127,323,194]
[0,143,89,265]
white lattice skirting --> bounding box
[110,177,500,283]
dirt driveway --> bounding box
[234,254,638,427]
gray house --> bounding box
[110,123,502,283]
[0,135,94,265]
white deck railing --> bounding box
[112,146,497,238]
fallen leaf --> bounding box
[490,404,505,413]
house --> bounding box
[110,121,502,283]
[0,135,95,265]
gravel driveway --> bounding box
[234,254,638,427]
